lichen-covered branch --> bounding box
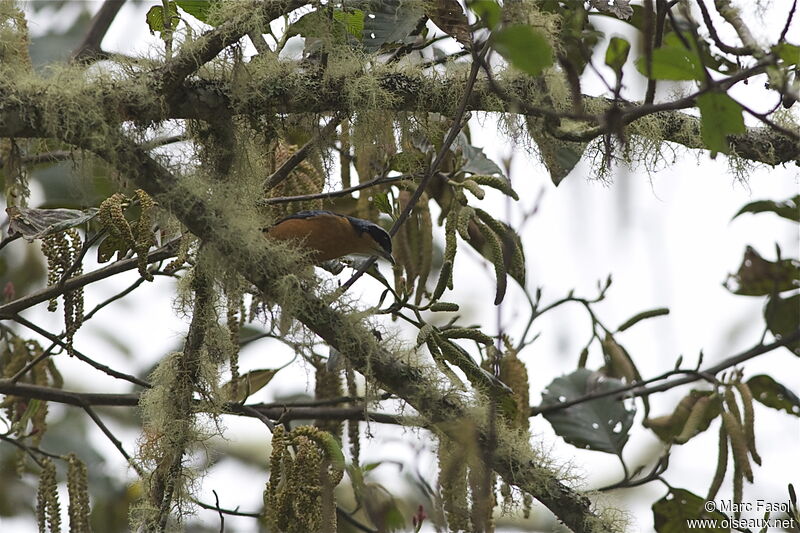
[0,70,796,166]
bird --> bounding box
[264,210,395,265]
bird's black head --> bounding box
[347,216,393,261]
[365,224,392,255]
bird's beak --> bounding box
[378,249,395,265]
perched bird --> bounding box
[264,210,394,264]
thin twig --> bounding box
[263,113,344,191]
[260,173,419,205]
[530,329,800,416]
[10,314,152,388]
[697,0,751,55]
[779,0,798,42]
[0,233,21,252]
[0,435,61,467]
[82,404,143,475]
[9,341,60,384]
[72,0,126,63]
[0,240,178,318]
[212,490,224,533]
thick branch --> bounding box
[156,0,306,95]
[1,72,797,166]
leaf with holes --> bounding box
[653,488,729,532]
[747,375,800,416]
[724,246,800,296]
[6,206,98,241]
[541,369,634,455]
[146,2,179,35]
[765,293,800,356]
[356,0,425,53]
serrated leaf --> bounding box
[733,195,800,223]
[493,24,553,76]
[525,116,587,185]
[220,369,279,403]
[605,36,630,75]
[653,488,729,532]
[696,91,746,154]
[747,375,800,416]
[146,2,179,34]
[6,206,98,241]
[635,44,704,80]
[540,369,634,454]
[765,293,800,355]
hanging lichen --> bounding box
[265,425,345,533]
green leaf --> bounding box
[220,369,279,403]
[635,44,704,80]
[765,293,800,356]
[733,195,800,223]
[359,0,425,53]
[696,91,746,154]
[175,0,214,23]
[468,0,501,29]
[605,36,630,75]
[747,375,800,416]
[455,132,505,176]
[540,369,635,455]
[333,8,366,40]
[773,42,800,66]
[372,193,395,219]
[653,488,729,532]
[724,246,800,296]
[493,24,554,76]
[146,2,179,34]
[6,206,99,241]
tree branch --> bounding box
[0,240,178,318]
[1,70,797,166]
[71,0,126,63]
[531,329,800,416]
